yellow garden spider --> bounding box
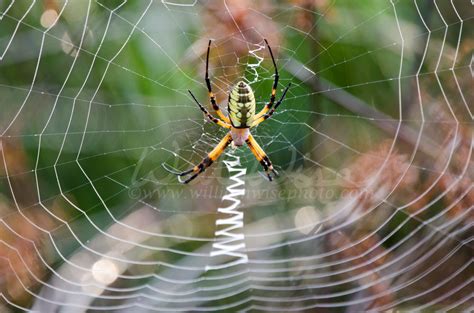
[164,39,291,184]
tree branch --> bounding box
[283,57,439,159]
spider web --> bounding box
[0,0,472,312]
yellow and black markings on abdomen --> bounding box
[228,82,256,128]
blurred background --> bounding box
[0,0,472,312]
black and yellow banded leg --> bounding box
[254,39,279,119]
[188,90,231,129]
[165,133,233,184]
[205,40,231,124]
[246,134,279,181]
[252,83,291,127]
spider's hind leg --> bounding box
[205,40,230,123]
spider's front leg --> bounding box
[163,133,232,184]
[246,134,279,181]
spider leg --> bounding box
[251,83,291,127]
[164,133,232,184]
[205,40,231,123]
[188,90,231,129]
[254,39,279,119]
[246,134,279,181]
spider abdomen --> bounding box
[228,81,255,128]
